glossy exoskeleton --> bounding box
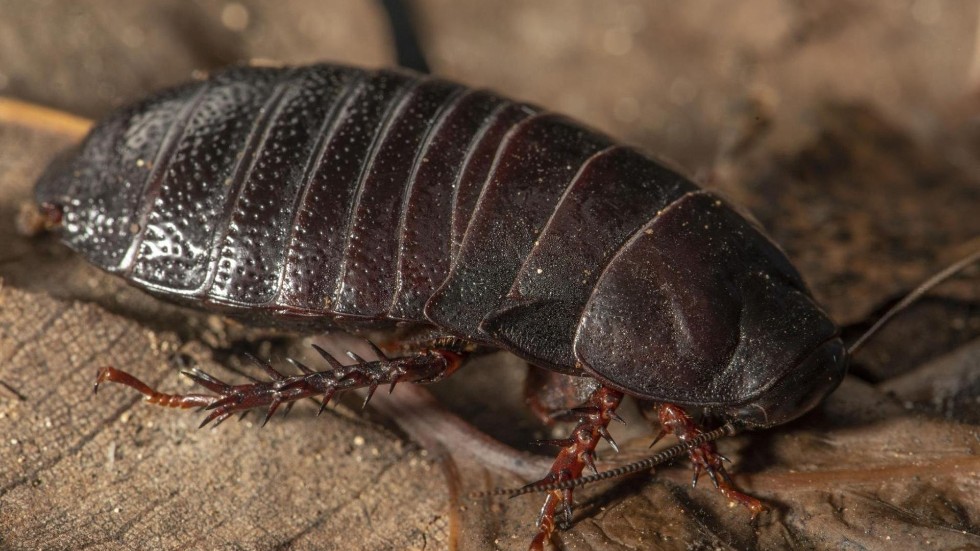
[35,63,846,549]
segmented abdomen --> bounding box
[100,64,696,367]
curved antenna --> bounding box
[847,247,980,356]
[473,423,737,498]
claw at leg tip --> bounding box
[94,367,111,393]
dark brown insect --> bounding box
[35,63,847,548]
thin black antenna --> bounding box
[379,0,431,74]
[847,247,980,356]
[473,423,737,498]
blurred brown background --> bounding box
[1,1,978,550]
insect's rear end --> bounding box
[38,65,471,327]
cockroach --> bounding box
[31,63,980,549]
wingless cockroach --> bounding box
[32,63,976,550]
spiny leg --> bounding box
[655,403,765,517]
[524,385,623,551]
[95,340,468,428]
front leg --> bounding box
[656,404,765,516]
[94,341,467,428]
[523,385,624,551]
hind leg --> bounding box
[95,337,472,428]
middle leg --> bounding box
[522,381,624,551]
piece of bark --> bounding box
[0,282,453,550]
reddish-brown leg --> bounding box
[523,386,623,551]
[656,404,765,516]
[95,343,467,427]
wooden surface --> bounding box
[1,2,979,549]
